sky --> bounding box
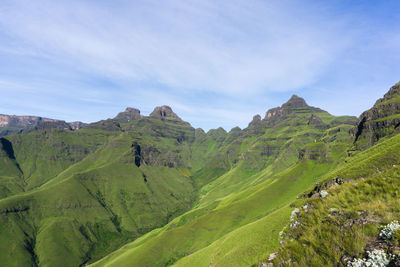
[0,0,399,131]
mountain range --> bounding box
[1,82,400,266]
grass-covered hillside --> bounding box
[1,83,399,267]
[88,96,358,267]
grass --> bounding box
[275,134,400,266]
[0,93,390,267]
[89,105,355,267]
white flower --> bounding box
[347,249,391,267]
[379,220,400,240]
[279,230,284,239]
[290,208,300,222]
[268,252,277,261]
[320,190,328,198]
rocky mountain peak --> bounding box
[282,94,308,109]
[264,95,312,120]
[248,114,261,127]
[114,107,141,123]
[124,107,141,114]
[150,105,180,119]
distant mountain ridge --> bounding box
[0,83,399,267]
[0,114,87,137]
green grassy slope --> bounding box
[0,138,24,199]
[90,98,357,267]
[0,92,379,267]
[0,116,202,266]
[274,133,400,266]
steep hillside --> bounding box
[352,82,400,149]
[89,96,357,267]
[270,83,400,266]
[1,85,397,267]
[0,107,201,266]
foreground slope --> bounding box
[273,83,400,266]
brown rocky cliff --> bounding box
[114,107,141,123]
[352,82,400,148]
[0,114,59,127]
[150,106,180,119]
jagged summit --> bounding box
[282,94,308,109]
[375,81,400,104]
[353,82,400,148]
[264,95,310,120]
[114,107,141,123]
[124,107,141,113]
[150,105,180,119]
[248,114,261,127]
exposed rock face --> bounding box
[282,94,308,109]
[263,95,320,121]
[150,106,180,119]
[0,114,59,128]
[114,107,141,123]
[264,107,284,120]
[0,114,79,136]
[33,121,72,131]
[68,121,87,130]
[248,114,262,127]
[352,82,400,148]
[131,142,141,167]
[308,114,322,125]
[307,114,325,129]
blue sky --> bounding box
[0,0,399,131]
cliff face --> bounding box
[352,82,400,148]
[114,107,141,123]
[150,105,180,119]
[0,115,58,127]
[0,114,85,137]
[263,95,324,124]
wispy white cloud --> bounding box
[0,0,399,130]
[0,0,351,94]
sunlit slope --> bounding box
[90,102,356,266]
[90,148,343,266]
[0,97,359,267]
[195,97,356,207]
[274,133,400,266]
[0,117,202,266]
[0,128,119,199]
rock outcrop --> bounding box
[150,106,180,119]
[352,82,400,148]
[263,95,323,122]
[0,114,81,136]
[68,121,87,130]
[282,94,308,109]
[248,115,261,127]
[114,107,141,123]
[307,114,325,129]
[0,114,59,128]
